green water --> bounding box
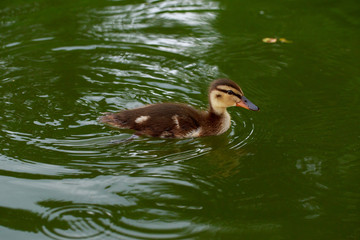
[1,0,359,239]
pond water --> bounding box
[1,0,359,239]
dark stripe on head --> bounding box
[210,78,243,95]
[216,88,242,99]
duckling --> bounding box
[99,78,259,138]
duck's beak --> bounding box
[236,96,259,111]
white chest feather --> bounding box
[218,111,231,135]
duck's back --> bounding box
[99,103,205,138]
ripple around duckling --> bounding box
[1,76,258,175]
[1,123,215,175]
[228,112,257,150]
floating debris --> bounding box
[279,38,292,43]
[262,38,277,43]
[262,37,292,43]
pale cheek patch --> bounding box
[135,115,150,124]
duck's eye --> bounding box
[226,90,234,95]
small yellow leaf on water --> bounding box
[262,38,277,43]
[279,38,292,43]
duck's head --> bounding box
[209,78,259,115]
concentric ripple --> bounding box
[42,204,113,240]
[38,172,214,240]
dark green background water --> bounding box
[1,0,359,239]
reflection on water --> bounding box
[0,0,359,239]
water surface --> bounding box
[1,0,359,239]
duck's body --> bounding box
[99,79,259,138]
[100,103,230,138]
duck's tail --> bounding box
[98,113,124,129]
